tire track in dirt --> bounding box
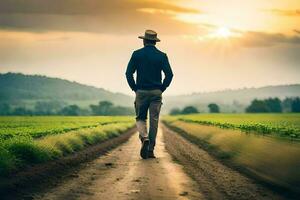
[162,124,286,200]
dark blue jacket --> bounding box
[125,45,173,92]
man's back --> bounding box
[125,29,173,159]
[126,45,173,92]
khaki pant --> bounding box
[134,89,162,151]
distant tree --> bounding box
[246,99,269,113]
[34,101,65,115]
[90,101,113,115]
[98,101,113,115]
[291,97,300,112]
[181,106,199,114]
[90,105,99,115]
[246,98,284,113]
[208,103,220,113]
[282,97,293,112]
[90,101,134,116]
[169,108,182,115]
[109,106,135,115]
[12,107,33,116]
[0,103,11,115]
[264,98,282,112]
[60,105,81,116]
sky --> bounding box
[0,0,299,95]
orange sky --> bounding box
[0,0,299,95]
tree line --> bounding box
[1,97,299,116]
[169,97,300,115]
[170,103,220,115]
[0,101,134,116]
[246,97,300,113]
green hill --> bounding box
[1,72,299,113]
[0,73,133,108]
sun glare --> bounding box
[215,27,232,38]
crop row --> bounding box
[163,114,300,139]
[0,116,134,140]
[179,118,299,138]
[0,122,134,176]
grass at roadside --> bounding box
[0,117,135,176]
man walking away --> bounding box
[125,30,173,159]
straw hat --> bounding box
[138,30,161,42]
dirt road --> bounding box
[33,127,203,200]
[27,125,285,200]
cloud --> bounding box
[237,31,300,48]
[137,7,197,15]
[294,29,300,34]
[0,0,199,15]
[0,0,200,34]
[265,9,300,17]
[182,27,300,48]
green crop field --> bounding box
[162,114,300,191]
[0,116,134,140]
[164,113,300,139]
[0,116,135,175]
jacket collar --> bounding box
[144,44,156,49]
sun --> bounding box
[214,27,232,38]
